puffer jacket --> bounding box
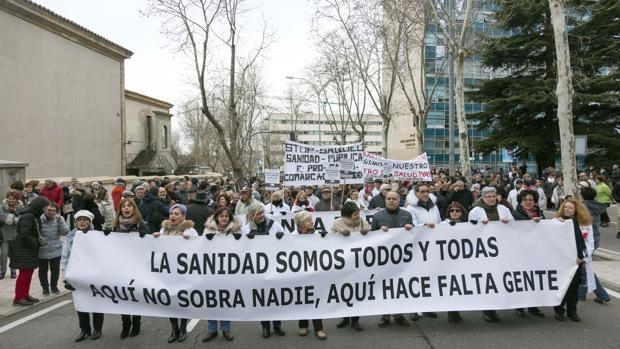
[39,214,70,259]
[0,199,23,241]
[10,207,43,269]
[97,200,115,230]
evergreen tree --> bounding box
[470,0,620,171]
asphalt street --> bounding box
[0,206,618,349]
[1,292,620,349]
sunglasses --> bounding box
[449,209,461,213]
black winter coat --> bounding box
[368,194,386,209]
[512,205,544,221]
[80,202,105,231]
[140,193,168,233]
[185,202,214,236]
[10,207,42,269]
[447,189,474,210]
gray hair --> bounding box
[481,186,497,197]
[245,204,265,223]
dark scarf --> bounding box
[118,216,136,232]
[417,198,435,212]
[272,200,283,208]
[477,201,500,221]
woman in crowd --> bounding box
[346,190,368,210]
[511,190,546,318]
[38,202,69,295]
[113,198,150,339]
[79,193,105,231]
[23,180,40,206]
[12,196,50,306]
[61,210,105,341]
[291,192,315,213]
[554,198,590,322]
[293,210,326,340]
[216,192,232,209]
[468,186,513,323]
[551,176,566,208]
[263,191,290,218]
[0,190,22,279]
[331,201,370,332]
[153,204,198,343]
[95,189,115,231]
[202,207,241,342]
[439,201,468,323]
[241,205,286,338]
[595,175,612,227]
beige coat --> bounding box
[331,216,371,235]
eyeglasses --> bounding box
[449,209,461,213]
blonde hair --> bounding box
[556,197,592,226]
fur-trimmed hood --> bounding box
[204,216,241,236]
[160,219,194,236]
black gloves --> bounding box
[275,231,284,240]
[103,229,111,236]
[470,220,478,225]
[64,280,75,291]
[449,220,456,226]
[247,232,255,239]
[233,232,242,240]
[319,231,328,238]
[280,211,287,216]
[139,231,146,238]
[205,233,215,240]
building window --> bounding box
[163,125,168,149]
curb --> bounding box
[600,277,620,294]
[594,248,620,261]
[0,290,70,319]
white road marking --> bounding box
[0,300,73,334]
[607,289,620,300]
[187,319,200,332]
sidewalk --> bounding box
[0,271,69,318]
[594,249,620,293]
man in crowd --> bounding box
[186,191,214,236]
[234,186,263,216]
[371,191,414,328]
[368,184,391,209]
[314,187,341,212]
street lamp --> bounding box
[285,75,331,147]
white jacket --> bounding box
[468,204,514,222]
[507,188,520,210]
[405,196,441,226]
[263,203,291,218]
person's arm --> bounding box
[58,215,70,235]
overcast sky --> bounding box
[37,0,317,116]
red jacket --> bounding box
[40,184,63,208]
[111,185,125,212]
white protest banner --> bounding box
[66,220,577,321]
[264,169,280,191]
[340,159,356,180]
[363,152,432,182]
[324,162,341,186]
[283,141,364,186]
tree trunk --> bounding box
[381,115,390,157]
[454,51,471,181]
[548,0,577,197]
[413,126,423,157]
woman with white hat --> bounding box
[61,210,105,342]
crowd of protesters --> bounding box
[0,161,618,343]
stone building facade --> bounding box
[0,0,132,178]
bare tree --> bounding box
[146,0,271,180]
[313,0,399,156]
[428,0,475,179]
[282,81,307,140]
[382,0,441,156]
[548,0,577,196]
